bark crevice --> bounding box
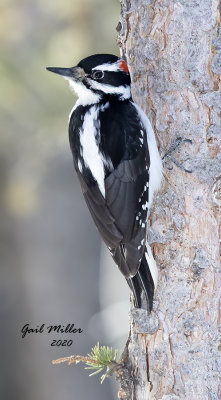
[117,0,221,398]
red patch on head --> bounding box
[117,59,129,73]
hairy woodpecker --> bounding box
[47,54,162,311]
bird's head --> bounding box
[46,54,131,104]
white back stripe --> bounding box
[80,106,105,197]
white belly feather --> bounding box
[133,103,163,207]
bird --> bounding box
[46,54,162,311]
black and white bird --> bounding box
[47,54,162,311]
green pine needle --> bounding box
[85,343,119,383]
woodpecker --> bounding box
[47,54,162,311]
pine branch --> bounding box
[52,343,120,384]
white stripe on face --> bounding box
[92,63,119,72]
[67,79,101,105]
[88,80,131,100]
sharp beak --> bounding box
[46,67,73,77]
[46,66,85,80]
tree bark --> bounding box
[117,1,221,399]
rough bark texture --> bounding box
[117,1,221,399]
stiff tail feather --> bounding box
[127,244,158,311]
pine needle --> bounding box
[52,342,119,383]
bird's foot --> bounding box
[162,137,193,173]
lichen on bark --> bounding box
[117,0,221,399]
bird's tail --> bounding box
[128,243,158,311]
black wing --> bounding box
[70,100,150,279]
[76,142,150,279]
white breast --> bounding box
[133,103,163,207]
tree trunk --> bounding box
[117,1,221,399]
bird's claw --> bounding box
[162,137,193,173]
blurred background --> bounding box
[0,1,130,399]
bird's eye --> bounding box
[92,70,104,80]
